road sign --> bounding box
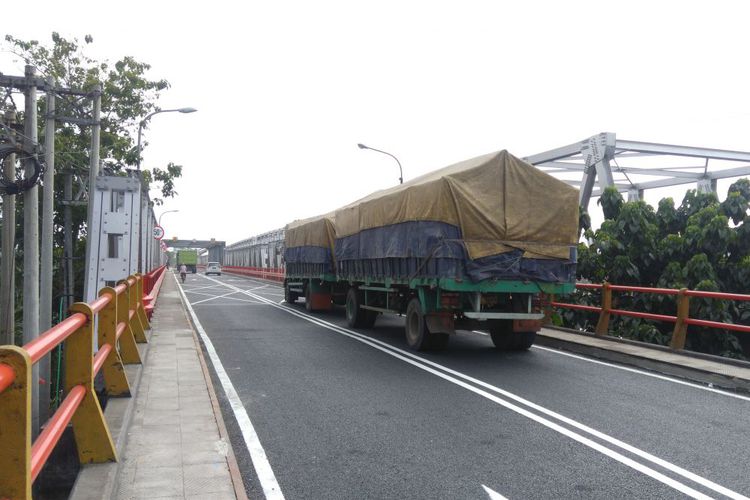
[153,225,165,240]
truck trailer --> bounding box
[283,150,579,351]
[176,249,198,274]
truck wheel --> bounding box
[346,288,377,328]
[489,322,536,351]
[405,298,448,351]
[284,284,298,304]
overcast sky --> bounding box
[3,0,749,245]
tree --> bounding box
[568,181,750,359]
[2,32,182,317]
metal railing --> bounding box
[223,266,285,282]
[551,282,750,350]
[0,270,162,499]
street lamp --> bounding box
[136,107,197,170]
[136,107,196,272]
[357,143,403,184]
[158,209,179,226]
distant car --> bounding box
[205,262,222,276]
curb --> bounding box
[181,282,249,500]
[68,341,151,500]
[536,330,750,394]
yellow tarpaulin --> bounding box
[286,150,578,260]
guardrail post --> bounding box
[97,287,133,394]
[670,288,690,350]
[117,281,141,350]
[120,278,147,344]
[134,273,151,331]
[0,346,32,500]
[595,282,612,336]
[67,302,117,464]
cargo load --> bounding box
[286,150,578,283]
[283,149,578,351]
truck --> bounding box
[176,249,198,274]
[283,150,579,351]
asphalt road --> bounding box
[175,271,750,500]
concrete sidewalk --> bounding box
[71,273,246,500]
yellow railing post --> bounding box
[595,282,612,336]
[0,346,32,500]
[670,288,690,350]
[97,288,133,394]
[66,303,117,464]
[133,273,151,331]
[119,278,147,344]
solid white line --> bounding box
[482,484,509,500]
[469,330,750,403]
[203,276,742,500]
[175,274,285,500]
[531,344,750,403]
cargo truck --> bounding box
[176,249,198,274]
[283,150,579,351]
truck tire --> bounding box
[305,285,313,312]
[489,321,536,351]
[346,288,377,328]
[405,298,449,351]
[284,284,298,304]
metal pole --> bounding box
[22,65,40,435]
[63,173,74,308]
[82,85,101,304]
[39,78,55,421]
[0,111,16,346]
[357,144,404,184]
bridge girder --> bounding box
[524,132,750,208]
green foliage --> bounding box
[598,186,624,220]
[1,32,181,321]
[3,32,178,195]
[568,181,750,360]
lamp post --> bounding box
[136,107,197,170]
[136,107,196,272]
[158,209,179,226]
[358,143,403,184]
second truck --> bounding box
[283,150,579,351]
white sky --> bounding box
[3,0,750,245]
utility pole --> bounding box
[0,110,16,346]
[39,77,55,420]
[21,65,40,436]
[82,85,101,304]
[63,173,74,309]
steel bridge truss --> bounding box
[524,132,750,208]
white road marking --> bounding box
[182,283,228,292]
[201,275,744,500]
[193,302,267,307]
[184,289,257,303]
[482,484,509,500]
[175,274,285,500]
[531,344,750,403]
[468,330,750,403]
[191,289,262,305]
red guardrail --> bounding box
[0,268,164,499]
[551,282,750,350]
[142,265,167,319]
[223,266,285,282]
